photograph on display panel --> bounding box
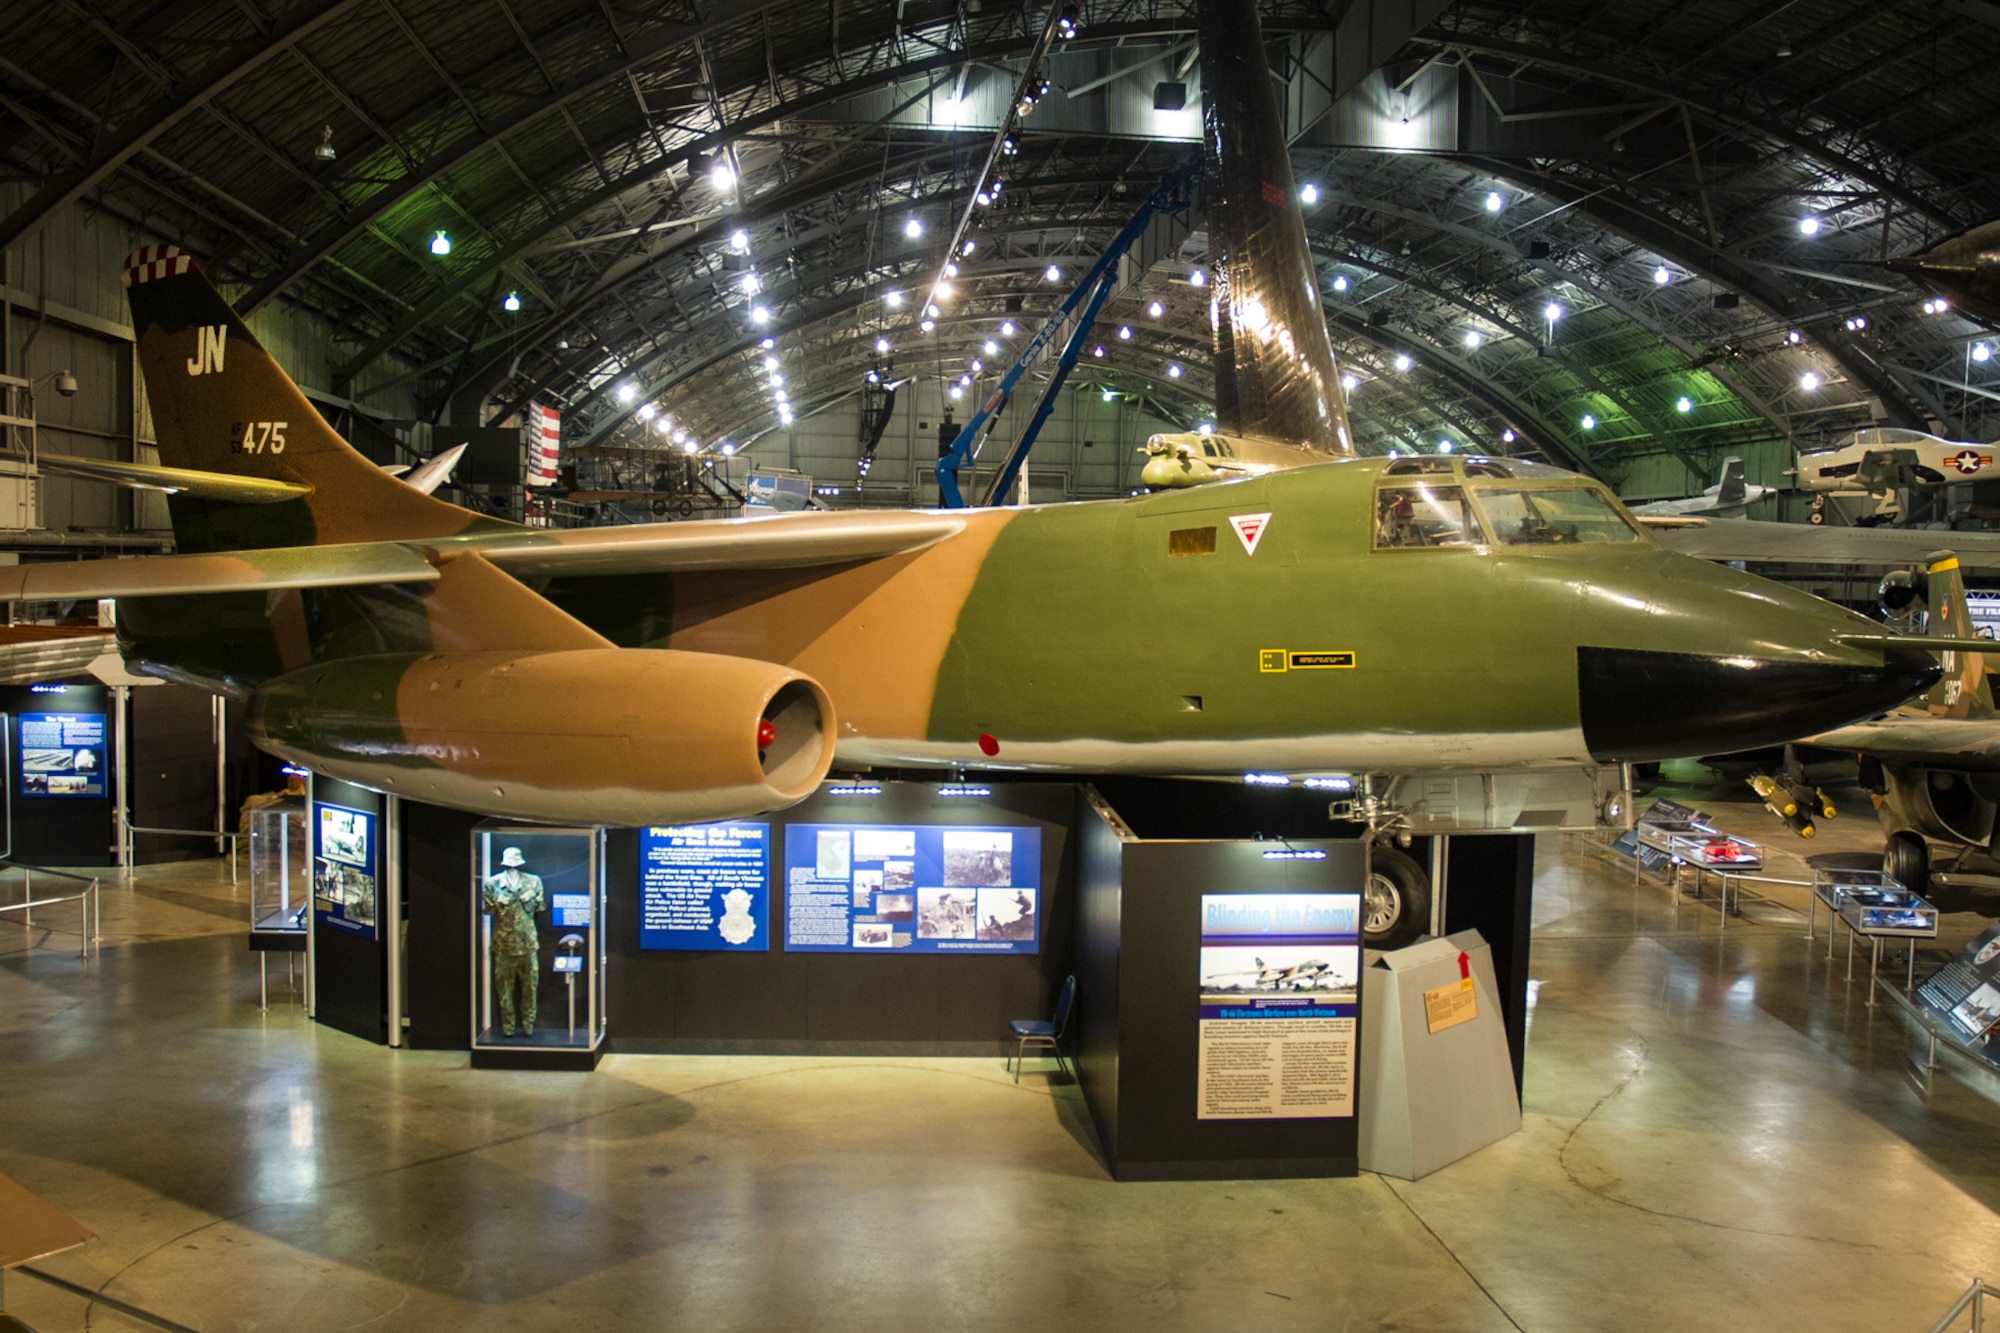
[783,823,1042,953]
[312,803,378,939]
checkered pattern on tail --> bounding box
[121,245,197,286]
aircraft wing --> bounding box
[1656,519,2000,569]
[0,542,441,600]
[39,453,312,504]
[466,509,966,577]
[0,510,968,601]
[1810,713,2000,770]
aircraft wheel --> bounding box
[1364,847,1431,950]
[1885,832,1929,892]
[651,499,669,516]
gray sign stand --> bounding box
[1357,929,1521,1180]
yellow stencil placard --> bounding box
[1289,651,1356,669]
[1258,648,1288,673]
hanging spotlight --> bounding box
[1117,326,1132,340]
[429,231,452,256]
[1332,274,1349,293]
[759,337,776,349]
[970,359,984,373]
[1799,216,1821,236]
[1543,302,1563,323]
[1463,329,1483,348]
[876,337,892,354]
[1056,3,1081,38]
[1394,352,1412,372]
[730,229,750,253]
[885,290,905,308]
[314,125,337,162]
[654,416,673,435]
[1787,329,1804,344]
[962,239,977,256]
[1045,264,1063,282]
[1580,413,1597,429]
[1800,371,1820,390]
[637,403,657,421]
[1974,342,1992,363]
[709,157,736,192]
[751,305,770,325]
[1676,395,1694,413]
[905,218,923,238]
[983,340,999,355]
[1000,321,1017,336]
[1091,345,1105,357]
[1001,136,1019,156]
[1166,363,1182,378]
[1340,373,1358,393]
[617,383,637,404]
[763,355,780,371]
[1485,191,1503,212]
[1653,265,1671,284]
[1501,428,1517,443]
[921,318,936,332]
[1300,183,1319,205]
[1147,301,1164,318]
[502,291,521,312]
[1189,268,1207,287]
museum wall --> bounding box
[400,783,1074,1055]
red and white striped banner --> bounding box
[525,401,560,488]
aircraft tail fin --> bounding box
[1922,550,1995,718]
[123,246,514,553]
[1196,1,1354,457]
[1715,457,1747,506]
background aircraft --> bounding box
[1796,427,1999,496]
[378,442,467,496]
[1885,219,2000,327]
[1629,457,1775,518]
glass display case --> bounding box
[471,825,604,1059]
[1838,886,1939,938]
[1636,817,1709,857]
[248,799,309,935]
[1667,831,1763,872]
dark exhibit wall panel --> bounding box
[1074,788,1368,1182]
[1,683,113,867]
[604,783,1075,1055]
[310,777,388,1044]
[1441,833,1535,1097]
[130,683,222,864]
[403,802,481,1050]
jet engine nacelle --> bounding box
[1877,761,2000,849]
[247,648,835,826]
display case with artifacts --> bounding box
[471,825,604,1068]
[1667,831,1763,871]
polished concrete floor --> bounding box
[6,774,2000,1331]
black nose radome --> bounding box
[1578,646,1940,763]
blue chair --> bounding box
[1008,975,1076,1083]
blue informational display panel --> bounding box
[19,712,106,797]
[784,823,1041,953]
[638,823,771,951]
[313,803,378,938]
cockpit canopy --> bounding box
[1372,459,1642,550]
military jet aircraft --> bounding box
[1629,457,1775,519]
[0,0,1950,868]
[1790,552,2000,900]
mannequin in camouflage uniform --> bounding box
[482,846,544,1036]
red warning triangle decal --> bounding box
[1230,512,1271,556]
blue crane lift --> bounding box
[934,166,1196,508]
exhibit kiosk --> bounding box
[246,797,308,1009]
[471,825,605,1070]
